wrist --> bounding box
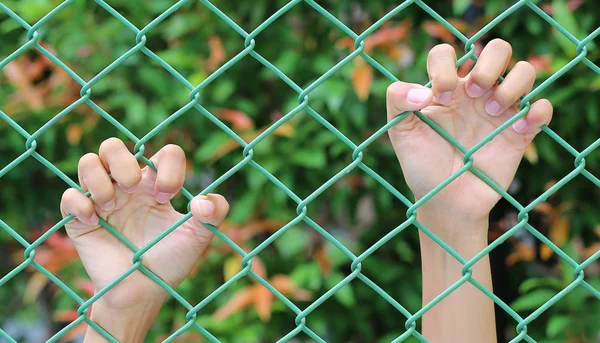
[416,210,489,259]
[84,297,166,343]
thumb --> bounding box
[190,193,230,228]
[386,81,433,129]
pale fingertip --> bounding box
[407,88,432,104]
[156,192,171,204]
[466,83,484,98]
[436,91,453,106]
[103,199,115,211]
[123,184,138,194]
[485,100,502,116]
[512,119,528,133]
[88,213,99,225]
[193,197,215,217]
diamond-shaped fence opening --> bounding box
[1,0,600,342]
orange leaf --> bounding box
[506,241,535,265]
[216,108,254,131]
[273,122,295,137]
[254,285,272,322]
[363,22,411,52]
[314,245,331,275]
[549,212,569,248]
[24,272,50,303]
[224,255,242,280]
[422,19,469,44]
[53,309,80,322]
[206,35,226,71]
[524,143,538,164]
[540,244,553,261]
[76,278,95,296]
[527,55,552,74]
[269,274,312,301]
[351,59,373,101]
[66,124,83,145]
[213,286,255,320]
[532,202,554,216]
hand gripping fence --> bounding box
[1,0,599,342]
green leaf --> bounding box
[519,277,562,293]
[274,226,309,259]
[290,261,322,291]
[453,0,471,16]
[289,149,327,169]
[325,272,355,307]
[394,240,415,263]
[546,315,571,337]
[228,190,259,223]
[511,289,556,312]
[552,0,579,56]
[194,133,231,161]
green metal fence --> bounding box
[0,0,599,342]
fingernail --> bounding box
[195,198,215,217]
[512,119,528,133]
[407,88,431,104]
[436,91,453,106]
[467,83,484,97]
[88,213,99,225]
[103,199,115,211]
[485,100,502,116]
[125,184,138,193]
[156,192,171,204]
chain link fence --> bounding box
[1,0,599,342]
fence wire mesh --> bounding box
[1,0,599,342]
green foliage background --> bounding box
[1,0,599,342]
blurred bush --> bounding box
[0,0,599,342]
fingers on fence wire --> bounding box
[78,153,115,211]
[60,188,99,226]
[427,43,458,106]
[485,61,536,116]
[512,98,553,136]
[149,144,186,204]
[190,193,230,227]
[465,38,512,98]
[386,81,433,126]
[99,137,142,193]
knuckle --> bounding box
[162,144,185,160]
[493,87,515,105]
[62,188,79,204]
[209,193,230,214]
[515,61,536,79]
[78,153,99,168]
[434,74,458,90]
[386,82,400,99]
[489,38,512,53]
[471,70,497,87]
[99,137,126,156]
[429,43,455,57]
[119,171,142,188]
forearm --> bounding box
[83,297,165,343]
[417,211,496,343]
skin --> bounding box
[61,39,552,342]
[60,139,230,342]
[386,39,552,343]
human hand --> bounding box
[386,39,553,222]
[60,138,229,342]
